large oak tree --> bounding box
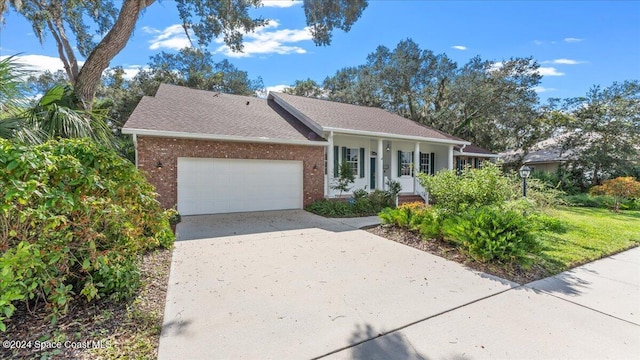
[1,0,368,110]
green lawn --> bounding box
[538,207,640,273]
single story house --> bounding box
[123,84,492,215]
[499,136,570,173]
[454,144,499,170]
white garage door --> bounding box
[177,157,303,215]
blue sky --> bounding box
[1,0,639,101]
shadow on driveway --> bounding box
[176,209,379,240]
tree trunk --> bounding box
[74,0,155,110]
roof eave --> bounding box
[454,151,500,158]
[121,128,327,147]
[324,127,470,145]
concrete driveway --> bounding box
[159,210,516,359]
[159,210,640,359]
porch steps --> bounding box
[397,194,426,206]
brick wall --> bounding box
[137,136,325,210]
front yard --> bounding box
[538,207,640,274]
[371,206,640,284]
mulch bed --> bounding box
[366,225,549,285]
[0,249,172,359]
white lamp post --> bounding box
[519,165,532,197]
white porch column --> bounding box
[448,145,454,170]
[414,142,420,193]
[377,138,384,190]
[327,131,334,196]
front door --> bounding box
[370,157,376,189]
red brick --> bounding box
[137,137,325,210]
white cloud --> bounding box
[564,37,583,43]
[533,86,557,93]
[261,0,302,8]
[257,84,289,98]
[214,20,312,58]
[533,40,544,45]
[554,58,583,65]
[144,24,192,51]
[538,67,565,76]
[543,58,585,65]
[451,45,467,51]
[1,54,67,73]
[120,66,146,79]
[266,84,289,93]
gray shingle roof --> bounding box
[454,144,496,155]
[270,92,467,144]
[122,84,324,143]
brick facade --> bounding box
[137,136,325,210]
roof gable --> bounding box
[122,84,324,144]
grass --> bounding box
[537,207,640,274]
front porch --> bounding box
[323,133,458,199]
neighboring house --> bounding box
[122,84,473,215]
[453,144,499,171]
[499,136,570,173]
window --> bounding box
[420,153,430,174]
[400,151,413,176]
[345,148,359,176]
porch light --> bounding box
[156,161,163,169]
[386,144,390,152]
[519,165,531,197]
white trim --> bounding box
[269,93,324,136]
[454,151,500,158]
[325,127,469,145]
[121,128,328,147]
[132,133,138,168]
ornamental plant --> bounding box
[590,176,640,212]
[0,138,174,331]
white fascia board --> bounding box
[325,127,470,146]
[454,151,500,158]
[121,128,328,147]
[268,93,325,136]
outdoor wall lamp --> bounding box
[386,144,390,152]
[519,165,531,197]
[156,161,163,169]
[313,164,318,170]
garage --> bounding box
[177,157,303,215]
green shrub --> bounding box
[564,193,640,211]
[0,139,174,330]
[418,162,515,214]
[443,206,541,266]
[307,186,400,217]
[305,199,353,217]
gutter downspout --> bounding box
[132,133,139,168]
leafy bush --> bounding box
[564,193,640,211]
[379,202,445,239]
[418,162,515,214]
[590,176,640,211]
[443,206,541,266]
[307,185,400,217]
[510,176,566,208]
[0,139,174,330]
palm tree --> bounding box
[0,55,113,146]
[0,55,32,140]
[21,85,113,146]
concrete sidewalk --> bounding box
[327,247,640,359]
